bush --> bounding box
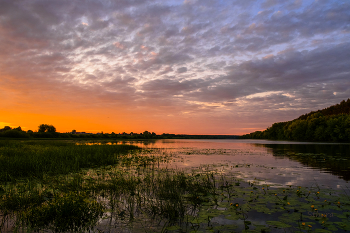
[0,130,30,138]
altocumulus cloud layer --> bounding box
[0,0,349,134]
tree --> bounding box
[38,124,56,133]
[14,126,22,131]
[143,131,151,138]
[0,126,12,132]
[143,131,150,135]
[47,125,56,132]
[38,124,46,132]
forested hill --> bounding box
[240,99,350,142]
[297,99,350,120]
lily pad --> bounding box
[266,221,291,229]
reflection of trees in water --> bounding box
[121,140,157,146]
[253,143,350,181]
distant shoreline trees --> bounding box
[0,124,238,140]
[0,126,29,138]
[6,98,348,142]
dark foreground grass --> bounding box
[0,140,139,181]
[0,141,350,232]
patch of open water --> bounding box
[89,139,350,190]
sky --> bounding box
[0,0,349,135]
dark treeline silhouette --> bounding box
[0,125,238,139]
[241,99,350,142]
[0,126,29,138]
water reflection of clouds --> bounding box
[80,139,349,189]
[127,139,349,189]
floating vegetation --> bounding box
[0,140,349,232]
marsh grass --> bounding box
[0,141,139,181]
[0,141,350,232]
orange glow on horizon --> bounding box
[0,109,260,135]
[0,75,266,136]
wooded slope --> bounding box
[240,99,350,142]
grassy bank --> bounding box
[0,140,139,181]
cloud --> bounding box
[261,0,281,9]
[157,66,173,76]
[114,42,125,50]
[0,0,349,134]
[141,77,202,97]
[177,67,188,73]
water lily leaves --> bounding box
[279,212,300,223]
[251,224,271,232]
[192,209,225,224]
[213,224,238,232]
[334,212,350,219]
[266,220,291,228]
[334,221,350,231]
[325,223,338,232]
[225,214,241,220]
[255,206,274,214]
[314,228,333,232]
[207,208,225,216]
[190,216,210,224]
[322,205,339,211]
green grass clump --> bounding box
[22,191,104,232]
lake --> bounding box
[2,139,350,232]
[110,139,350,190]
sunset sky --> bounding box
[1,0,349,135]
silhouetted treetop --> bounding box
[38,124,56,133]
[0,126,12,132]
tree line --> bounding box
[0,125,158,139]
[0,124,56,138]
[0,124,238,139]
[240,99,350,142]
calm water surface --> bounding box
[118,139,350,189]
